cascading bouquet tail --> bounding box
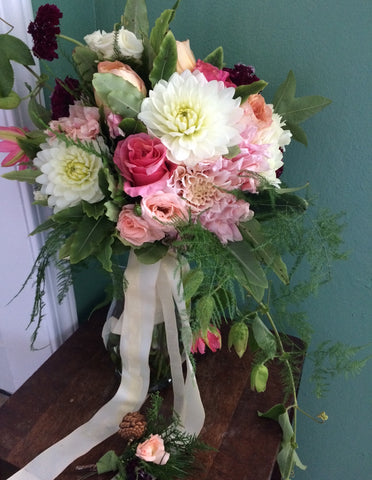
[0,1,360,479]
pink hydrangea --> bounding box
[48,102,100,141]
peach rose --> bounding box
[247,93,272,128]
[176,40,196,73]
[141,192,189,232]
[136,434,170,465]
[97,61,147,95]
[116,204,165,246]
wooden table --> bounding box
[0,308,303,480]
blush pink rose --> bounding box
[141,192,189,233]
[114,133,175,197]
[116,204,165,246]
[136,434,170,465]
[193,59,236,88]
[248,94,273,127]
[97,61,147,96]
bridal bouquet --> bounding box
[0,1,353,479]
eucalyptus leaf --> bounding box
[0,91,20,109]
[149,30,177,86]
[251,314,277,360]
[121,0,149,38]
[92,73,145,118]
[2,169,40,184]
[0,34,35,66]
[234,80,268,103]
[203,46,224,69]
[0,53,14,97]
[118,117,147,135]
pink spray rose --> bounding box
[193,59,236,88]
[136,434,170,465]
[116,204,165,246]
[114,133,175,197]
[141,192,189,233]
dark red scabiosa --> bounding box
[223,63,260,86]
[50,77,81,120]
[28,4,63,61]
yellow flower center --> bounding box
[62,151,94,185]
[175,106,199,134]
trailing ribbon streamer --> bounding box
[9,251,204,480]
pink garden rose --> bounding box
[116,204,165,246]
[97,61,147,96]
[114,133,175,197]
[141,192,189,233]
[136,434,170,465]
[193,59,236,88]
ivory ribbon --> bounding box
[9,251,204,480]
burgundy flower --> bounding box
[28,4,63,61]
[50,77,81,120]
[223,63,260,86]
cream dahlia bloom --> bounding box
[34,138,104,213]
[138,70,243,167]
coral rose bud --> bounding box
[97,61,147,96]
[176,40,196,73]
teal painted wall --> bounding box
[32,1,372,477]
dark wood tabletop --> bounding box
[0,308,303,480]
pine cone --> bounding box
[118,411,147,441]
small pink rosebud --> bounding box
[176,40,196,73]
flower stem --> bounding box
[57,34,84,47]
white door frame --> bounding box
[0,0,78,393]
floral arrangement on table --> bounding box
[1,1,363,480]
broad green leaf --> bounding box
[92,73,144,118]
[104,201,120,222]
[134,242,168,264]
[30,218,56,236]
[82,200,106,220]
[228,322,249,358]
[203,46,224,69]
[28,96,51,129]
[239,219,289,285]
[150,9,174,55]
[258,403,286,420]
[0,34,35,66]
[118,117,147,135]
[2,168,40,183]
[72,46,98,85]
[228,241,268,288]
[95,236,114,272]
[52,204,84,223]
[284,121,308,146]
[196,295,215,334]
[234,80,268,103]
[0,91,20,109]
[273,70,331,126]
[67,215,114,264]
[149,30,177,86]
[96,450,120,474]
[252,314,277,360]
[183,268,204,301]
[121,0,149,38]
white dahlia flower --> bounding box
[34,139,104,213]
[138,70,243,167]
